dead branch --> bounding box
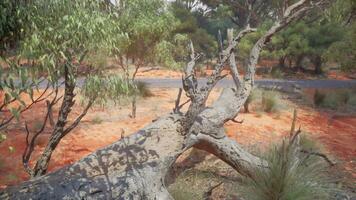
[227,28,242,89]
[62,100,94,135]
[0,82,56,128]
[203,182,223,200]
[22,88,61,177]
[173,88,183,114]
[230,118,244,124]
[0,1,326,199]
[300,149,336,166]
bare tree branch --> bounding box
[227,28,242,89]
[62,100,93,136]
[173,88,183,114]
[0,83,54,128]
[22,88,61,176]
[300,149,336,166]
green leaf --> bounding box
[9,107,20,121]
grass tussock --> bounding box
[244,89,284,113]
[262,90,281,113]
[244,89,259,113]
[271,67,284,79]
[81,75,153,107]
[313,89,356,110]
[135,81,153,97]
[240,135,332,200]
[91,116,103,124]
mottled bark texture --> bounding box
[0,0,323,199]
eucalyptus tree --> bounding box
[323,0,355,72]
[110,0,185,118]
[16,0,129,178]
[0,0,24,54]
[0,0,329,199]
[264,0,348,73]
[170,0,218,61]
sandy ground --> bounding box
[0,88,355,190]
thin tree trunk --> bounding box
[278,56,286,68]
[131,95,136,119]
[46,100,55,126]
[244,101,250,113]
[32,64,76,177]
[313,55,323,74]
[295,54,304,71]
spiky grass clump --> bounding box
[135,81,153,98]
[313,89,356,110]
[244,89,259,113]
[271,67,283,79]
[240,137,331,200]
[262,90,280,113]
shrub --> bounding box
[262,90,280,113]
[313,90,326,107]
[240,137,332,200]
[244,89,258,113]
[135,81,153,98]
[321,93,341,109]
[91,116,103,124]
[313,89,355,109]
[271,67,283,79]
[347,93,356,107]
[81,75,136,106]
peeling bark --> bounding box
[1,115,186,200]
[0,0,324,199]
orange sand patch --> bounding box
[135,67,183,79]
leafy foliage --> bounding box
[0,58,39,127]
[110,0,185,72]
[170,1,218,61]
[0,0,24,52]
[7,0,133,177]
[313,89,356,110]
[20,0,119,82]
[324,22,356,72]
[81,75,135,106]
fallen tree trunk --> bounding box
[0,0,325,199]
[1,112,265,199]
[2,114,185,199]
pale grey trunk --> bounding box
[0,0,320,198]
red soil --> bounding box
[0,88,355,189]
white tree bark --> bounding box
[0,1,324,199]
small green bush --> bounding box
[271,67,283,79]
[240,137,332,200]
[262,91,280,113]
[91,116,103,124]
[321,93,341,109]
[135,81,153,97]
[244,89,258,113]
[313,90,326,107]
[347,94,356,107]
[82,75,136,106]
[313,89,355,109]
